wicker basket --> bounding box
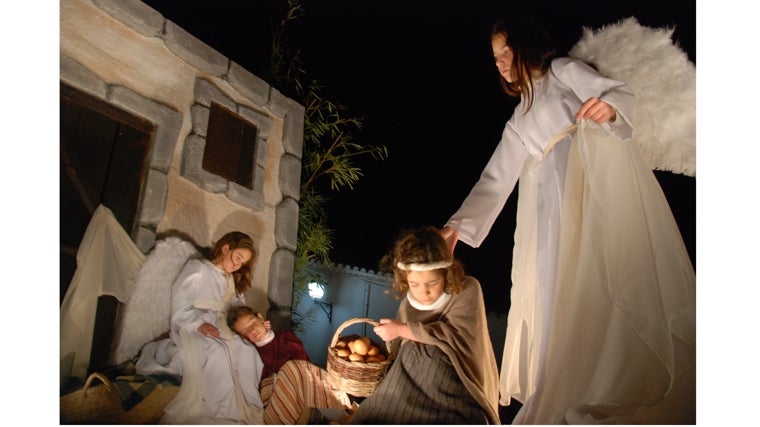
[326,318,394,397]
[61,372,180,424]
[60,372,125,424]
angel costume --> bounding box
[136,258,265,424]
[445,55,696,422]
[349,276,500,424]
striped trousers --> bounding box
[260,359,351,424]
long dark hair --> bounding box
[491,14,556,111]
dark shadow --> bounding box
[500,401,523,424]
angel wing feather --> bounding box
[569,17,696,176]
[113,237,200,363]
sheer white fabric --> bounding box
[512,121,695,423]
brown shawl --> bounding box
[397,275,500,424]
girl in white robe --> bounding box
[441,15,695,424]
[136,231,266,424]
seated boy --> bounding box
[226,306,353,424]
[228,305,310,379]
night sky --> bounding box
[139,0,696,314]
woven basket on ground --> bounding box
[326,317,394,397]
[60,372,125,424]
[60,371,180,424]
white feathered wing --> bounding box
[569,17,696,176]
[113,237,201,364]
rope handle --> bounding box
[329,317,391,354]
[82,372,113,397]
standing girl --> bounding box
[441,15,696,423]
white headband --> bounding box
[396,260,452,271]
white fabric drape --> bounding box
[60,205,145,380]
[512,121,696,423]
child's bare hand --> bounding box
[576,98,616,124]
[198,322,220,338]
[374,318,403,342]
[439,226,459,255]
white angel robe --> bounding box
[446,57,695,423]
[136,258,265,424]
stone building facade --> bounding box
[60,0,302,373]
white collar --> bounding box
[406,291,451,311]
[254,330,275,347]
[203,258,229,277]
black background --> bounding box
[141,0,696,314]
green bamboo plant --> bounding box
[263,0,389,332]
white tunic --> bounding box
[136,258,265,424]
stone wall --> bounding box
[60,0,303,327]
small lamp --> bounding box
[308,281,332,322]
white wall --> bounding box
[294,264,397,366]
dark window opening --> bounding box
[203,102,257,189]
[60,84,153,374]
